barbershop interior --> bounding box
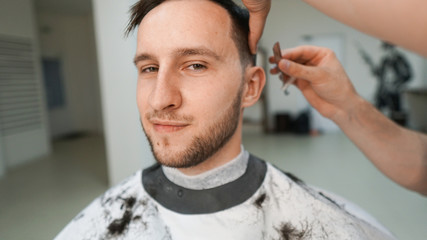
[0,0,426,239]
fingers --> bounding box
[270,59,318,80]
[243,0,271,54]
[280,45,330,63]
[248,19,265,54]
[277,59,324,84]
[269,45,332,65]
[270,57,323,84]
[268,44,358,119]
[268,45,338,83]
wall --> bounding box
[92,0,153,185]
[0,136,4,177]
[0,0,51,173]
[260,0,426,130]
[37,12,103,138]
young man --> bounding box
[55,0,395,239]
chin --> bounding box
[152,145,207,169]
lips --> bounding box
[150,120,189,133]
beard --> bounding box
[141,85,243,169]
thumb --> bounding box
[248,19,264,54]
[278,59,324,84]
[243,0,271,54]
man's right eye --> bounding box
[141,66,158,73]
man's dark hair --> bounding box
[125,0,254,67]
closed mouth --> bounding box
[150,119,189,133]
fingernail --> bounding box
[279,59,290,70]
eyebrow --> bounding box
[174,47,221,61]
[133,54,155,66]
[133,47,221,66]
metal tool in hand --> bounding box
[273,42,296,95]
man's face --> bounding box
[135,0,246,168]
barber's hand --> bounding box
[242,0,271,54]
[270,45,360,122]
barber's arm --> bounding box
[242,0,427,57]
[303,0,427,57]
[270,45,427,196]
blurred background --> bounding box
[0,0,426,239]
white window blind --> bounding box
[0,35,43,136]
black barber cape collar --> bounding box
[142,155,267,214]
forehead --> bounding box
[136,0,236,57]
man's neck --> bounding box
[162,145,249,190]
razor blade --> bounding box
[273,42,296,95]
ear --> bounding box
[241,66,266,108]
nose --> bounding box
[148,69,182,111]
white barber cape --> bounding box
[55,154,396,240]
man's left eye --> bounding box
[187,64,207,71]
